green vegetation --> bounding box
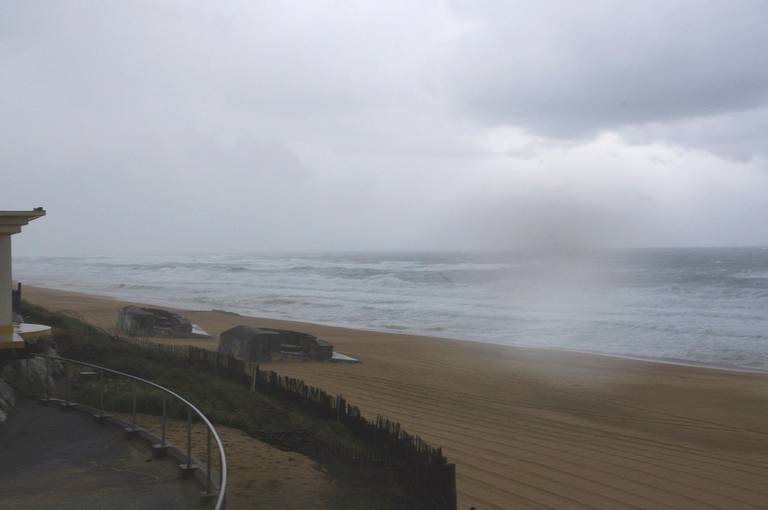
[22,302,353,441]
[20,302,427,509]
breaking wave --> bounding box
[14,248,768,371]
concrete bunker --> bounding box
[117,306,194,338]
[219,325,334,362]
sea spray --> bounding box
[15,248,768,371]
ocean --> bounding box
[14,248,768,371]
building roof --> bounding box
[0,208,46,235]
[221,325,279,337]
[121,306,157,317]
[121,305,186,320]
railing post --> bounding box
[94,367,110,422]
[125,382,138,437]
[152,393,169,457]
[99,368,105,410]
[64,364,70,406]
[24,357,30,395]
[187,407,192,465]
[132,384,137,426]
[161,395,167,447]
[45,357,51,401]
[206,427,212,495]
[178,406,196,476]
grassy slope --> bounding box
[21,302,417,510]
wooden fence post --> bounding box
[444,464,457,510]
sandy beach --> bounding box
[23,285,768,510]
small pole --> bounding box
[46,358,51,400]
[186,407,192,467]
[161,395,167,447]
[206,427,212,494]
[99,368,105,411]
[131,383,137,428]
[64,364,70,405]
[25,357,30,392]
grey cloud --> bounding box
[2,1,768,255]
[621,107,768,162]
[448,0,768,152]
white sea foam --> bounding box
[14,249,768,370]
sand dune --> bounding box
[23,286,768,509]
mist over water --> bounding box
[14,248,768,370]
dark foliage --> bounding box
[20,302,456,510]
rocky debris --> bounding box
[0,338,59,423]
[0,378,15,423]
[0,354,56,398]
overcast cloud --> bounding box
[2,1,767,255]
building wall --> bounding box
[220,329,276,362]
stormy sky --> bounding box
[2,1,767,255]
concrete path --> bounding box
[0,399,208,509]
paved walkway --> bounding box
[0,399,208,509]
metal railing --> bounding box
[29,353,227,510]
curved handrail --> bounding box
[31,353,227,510]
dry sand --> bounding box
[120,414,333,510]
[24,285,768,509]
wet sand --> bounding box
[23,285,768,509]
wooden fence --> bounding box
[118,336,457,509]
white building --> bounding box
[0,208,48,349]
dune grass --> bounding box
[20,301,425,509]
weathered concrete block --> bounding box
[219,326,334,362]
[219,326,279,362]
[117,306,193,338]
